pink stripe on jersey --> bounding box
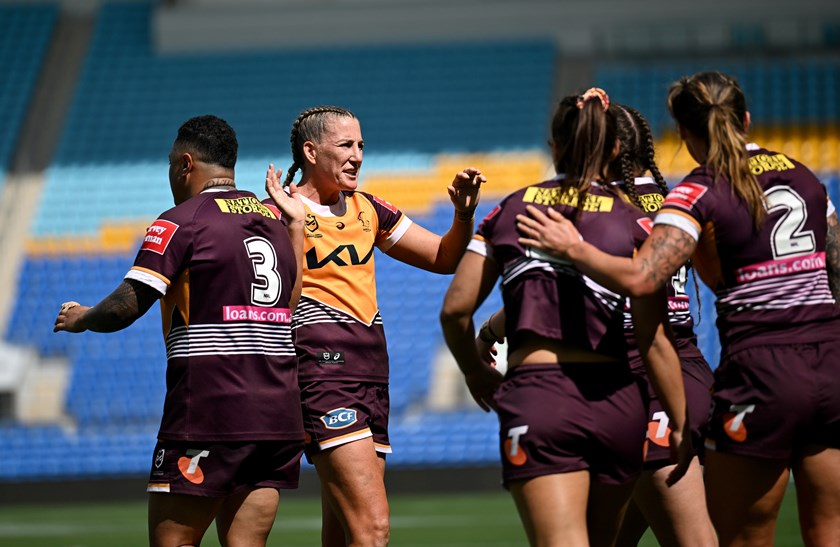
[735,252,826,284]
[223,306,291,324]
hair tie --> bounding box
[576,87,610,112]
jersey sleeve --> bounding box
[469,203,503,262]
[124,209,193,296]
[359,192,413,251]
[653,180,710,241]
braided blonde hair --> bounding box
[284,105,357,186]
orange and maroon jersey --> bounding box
[283,190,411,383]
[471,177,649,361]
[126,188,303,442]
[656,144,840,352]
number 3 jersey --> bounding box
[286,190,411,383]
[125,188,303,442]
[656,144,840,352]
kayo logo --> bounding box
[321,408,358,430]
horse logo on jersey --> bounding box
[357,211,372,232]
[321,408,358,430]
[504,425,529,466]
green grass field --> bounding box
[0,487,802,546]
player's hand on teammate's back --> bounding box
[516,205,582,260]
[54,301,89,333]
[266,163,305,225]
[448,167,486,218]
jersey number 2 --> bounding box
[765,186,816,259]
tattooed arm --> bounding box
[826,212,840,303]
[54,279,161,333]
[517,205,697,297]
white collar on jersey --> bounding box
[605,176,655,187]
[746,142,759,151]
[299,191,348,217]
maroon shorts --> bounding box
[300,380,391,459]
[146,439,303,497]
[643,357,713,468]
[706,339,840,460]
[494,362,646,488]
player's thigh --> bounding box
[215,487,279,547]
[792,445,840,547]
[704,450,789,547]
[148,492,222,547]
[509,471,590,547]
[312,437,388,516]
[631,458,716,547]
[587,479,635,547]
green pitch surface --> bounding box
[0,488,802,546]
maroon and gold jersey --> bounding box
[617,177,705,370]
[125,188,303,442]
[656,144,840,351]
[471,176,650,361]
[284,190,411,383]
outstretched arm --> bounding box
[440,251,504,412]
[516,205,697,297]
[386,168,486,273]
[53,279,161,333]
[631,288,692,485]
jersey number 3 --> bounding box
[244,236,282,307]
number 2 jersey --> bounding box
[656,143,840,352]
[284,190,412,383]
[125,188,303,442]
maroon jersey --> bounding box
[656,144,840,352]
[276,191,411,383]
[125,188,303,442]
[617,177,705,371]
[472,176,650,360]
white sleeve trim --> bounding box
[466,238,496,263]
[828,197,836,218]
[377,216,413,252]
[654,212,700,241]
[125,269,167,296]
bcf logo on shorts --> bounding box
[321,408,358,430]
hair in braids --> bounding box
[283,105,357,187]
[667,71,763,229]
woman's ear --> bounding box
[303,140,317,165]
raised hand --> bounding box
[266,163,305,225]
[448,167,486,221]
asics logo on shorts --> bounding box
[321,408,358,430]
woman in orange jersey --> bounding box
[269,105,484,546]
